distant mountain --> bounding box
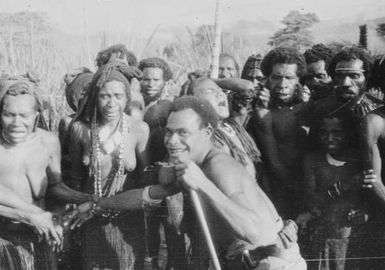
[312,16,385,53]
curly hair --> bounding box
[138,57,172,81]
[304,43,335,70]
[241,54,263,79]
[261,47,306,78]
[328,46,374,79]
[368,55,385,90]
[169,96,218,131]
[96,44,138,68]
[220,53,240,74]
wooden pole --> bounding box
[199,2,222,266]
[82,0,93,69]
[29,19,35,70]
[210,0,222,79]
[189,189,222,270]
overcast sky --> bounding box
[3,0,385,37]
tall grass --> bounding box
[0,12,263,132]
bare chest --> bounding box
[0,144,49,201]
[80,131,138,173]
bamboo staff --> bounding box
[188,1,223,269]
[81,0,93,70]
[210,0,222,79]
[189,189,222,270]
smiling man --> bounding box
[138,57,186,270]
[69,96,305,269]
[247,47,308,219]
[164,96,306,270]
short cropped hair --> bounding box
[96,44,138,68]
[328,46,374,79]
[220,53,240,74]
[138,57,172,81]
[169,96,218,131]
[304,43,335,70]
[261,47,306,78]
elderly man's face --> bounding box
[267,63,299,104]
[219,57,238,79]
[1,94,38,143]
[334,59,366,101]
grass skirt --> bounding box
[81,210,145,270]
[0,222,56,270]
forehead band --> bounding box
[335,68,365,72]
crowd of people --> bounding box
[0,41,385,270]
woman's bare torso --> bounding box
[0,129,52,207]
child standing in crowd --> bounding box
[297,100,375,270]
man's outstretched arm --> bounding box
[361,113,385,206]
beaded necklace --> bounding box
[91,112,128,219]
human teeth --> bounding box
[170,149,183,154]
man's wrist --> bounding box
[142,186,162,211]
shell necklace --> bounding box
[91,113,128,219]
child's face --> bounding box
[318,117,348,154]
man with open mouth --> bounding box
[185,77,260,179]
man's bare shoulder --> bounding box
[203,150,251,180]
[364,112,385,132]
[127,115,149,138]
